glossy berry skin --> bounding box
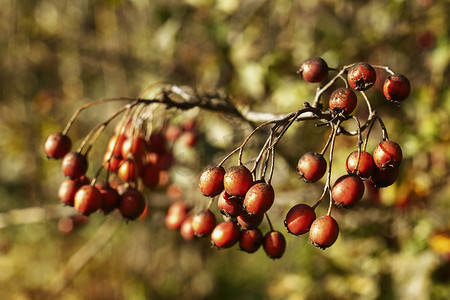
[119,188,146,220]
[74,185,102,216]
[223,165,253,197]
[191,209,216,237]
[243,182,275,215]
[297,152,327,183]
[237,213,264,230]
[94,182,120,214]
[103,152,122,172]
[217,191,244,217]
[298,57,329,83]
[239,228,263,253]
[347,62,377,91]
[263,231,286,259]
[198,165,225,197]
[346,151,376,180]
[118,158,141,182]
[285,204,316,235]
[211,221,241,248]
[62,152,88,178]
[121,136,146,159]
[165,201,189,230]
[371,166,400,188]
[373,141,403,169]
[180,215,196,240]
[383,74,410,102]
[329,87,358,116]
[309,215,339,249]
[332,174,365,208]
[44,132,72,159]
[58,176,89,206]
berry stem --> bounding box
[359,91,373,116]
[372,65,395,76]
[265,213,274,232]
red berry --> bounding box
[61,152,88,178]
[119,188,147,220]
[198,165,225,197]
[165,201,189,230]
[148,132,166,154]
[309,215,339,249]
[373,141,403,169]
[118,158,141,182]
[141,163,160,188]
[263,231,286,259]
[217,191,244,217]
[94,182,120,214]
[211,221,241,249]
[165,125,183,141]
[347,62,377,91]
[74,185,102,216]
[371,166,400,188]
[180,215,196,240]
[297,152,327,183]
[179,131,197,147]
[243,182,275,215]
[107,134,126,157]
[191,209,216,237]
[298,57,329,83]
[346,150,376,180]
[331,174,365,208]
[44,132,72,159]
[223,165,253,197]
[329,87,358,116]
[58,177,87,206]
[103,151,122,172]
[237,213,264,230]
[121,136,146,159]
[383,74,410,102]
[239,228,263,253]
[285,204,316,235]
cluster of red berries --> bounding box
[45,57,410,259]
[44,112,197,220]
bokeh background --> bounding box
[1,0,450,299]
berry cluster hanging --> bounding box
[44,57,411,259]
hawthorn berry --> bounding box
[118,158,141,182]
[239,228,263,253]
[263,230,286,259]
[372,141,403,169]
[191,209,216,237]
[346,150,376,180]
[141,163,160,188]
[94,182,120,214]
[58,176,89,206]
[180,215,196,240]
[211,221,241,249]
[383,74,410,102]
[237,213,264,230]
[309,215,339,249]
[217,191,244,217]
[119,188,147,220]
[198,165,226,197]
[297,152,327,183]
[285,204,316,235]
[107,134,126,157]
[165,201,189,230]
[331,174,365,208]
[243,182,275,215]
[347,62,377,91]
[371,166,400,188]
[62,152,88,178]
[148,132,166,154]
[298,57,329,83]
[121,136,146,159]
[74,185,103,216]
[329,87,358,116]
[223,165,253,197]
[44,132,72,159]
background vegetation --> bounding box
[1,0,449,299]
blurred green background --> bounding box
[1,0,450,299]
